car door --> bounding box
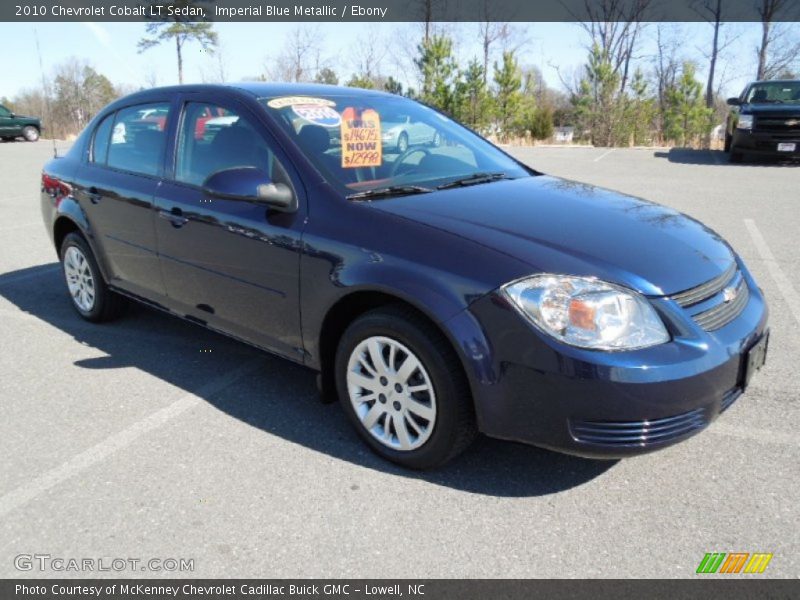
[153,95,306,360]
[0,105,13,135]
[72,101,171,300]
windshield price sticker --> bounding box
[266,96,336,109]
[292,104,341,127]
[341,107,382,168]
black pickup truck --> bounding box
[725,80,800,163]
[0,103,41,142]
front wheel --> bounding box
[22,126,39,142]
[60,232,125,322]
[335,306,477,469]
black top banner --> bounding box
[5,0,800,22]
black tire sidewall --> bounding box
[335,310,468,469]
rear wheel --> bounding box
[335,305,477,469]
[60,232,125,322]
[22,126,39,142]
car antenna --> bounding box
[33,27,58,158]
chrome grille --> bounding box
[670,262,750,331]
[570,408,707,447]
[672,262,737,308]
[720,388,743,413]
[693,279,750,331]
[756,116,800,132]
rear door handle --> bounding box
[159,207,189,228]
[87,186,102,204]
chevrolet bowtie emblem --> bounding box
[722,287,737,303]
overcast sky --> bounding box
[0,21,772,101]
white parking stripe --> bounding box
[744,218,800,326]
[0,358,263,518]
[593,148,614,162]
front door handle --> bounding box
[159,207,189,228]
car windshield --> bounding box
[745,81,800,104]
[259,93,530,197]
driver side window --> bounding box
[175,102,291,188]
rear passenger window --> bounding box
[106,103,170,177]
[175,102,291,188]
[91,114,114,164]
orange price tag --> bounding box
[340,107,382,169]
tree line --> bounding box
[3,2,798,146]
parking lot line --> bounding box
[593,149,614,162]
[744,218,800,327]
[0,357,263,519]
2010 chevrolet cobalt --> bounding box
[40,84,769,469]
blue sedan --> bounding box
[40,84,768,468]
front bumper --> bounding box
[732,128,800,157]
[449,262,769,458]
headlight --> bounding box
[501,275,669,351]
[737,115,754,129]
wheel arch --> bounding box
[316,289,479,409]
[52,212,111,282]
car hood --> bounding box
[371,176,735,296]
[741,103,800,115]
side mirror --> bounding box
[726,97,741,106]
[202,167,296,212]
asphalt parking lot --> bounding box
[1,141,798,578]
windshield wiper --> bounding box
[347,185,433,201]
[437,172,511,190]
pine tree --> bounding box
[137,1,218,84]
[664,62,713,147]
[493,51,522,139]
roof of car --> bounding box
[750,79,800,85]
[116,82,393,103]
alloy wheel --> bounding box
[346,335,437,451]
[63,246,96,312]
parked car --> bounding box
[0,103,41,141]
[725,79,800,162]
[381,111,441,152]
[40,84,769,469]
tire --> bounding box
[1,137,14,142]
[22,126,39,142]
[335,305,477,469]
[60,232,125,322]
[729,147,744,163]
[397,132,409,154]
[723,133,731,152]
